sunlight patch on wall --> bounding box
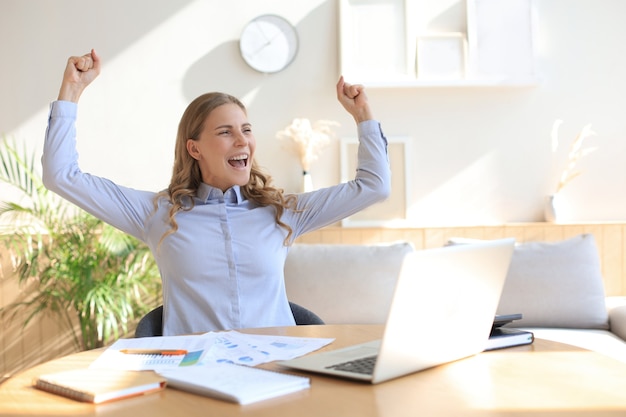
[407,151,503,226]
[241,86,263,108]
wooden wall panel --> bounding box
[596,225,624,295]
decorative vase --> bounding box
[544,194,558,222]
[302,171,313,193]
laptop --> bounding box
[279,238,515,384]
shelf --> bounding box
[348,77,540,89]
[339,0,537,88]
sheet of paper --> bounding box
[90,333,216,371]
[89,331,334,371]
[200,331,334,366]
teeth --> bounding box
[229,154,248,161]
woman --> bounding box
[43,49,391,336]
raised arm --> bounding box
[43,49,154,241]
[336,76,373,124]
[284,78,390,238]
[57,49,101,103]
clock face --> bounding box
[239,15,299,73]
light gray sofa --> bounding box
[284,235,626,363]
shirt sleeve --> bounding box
[285,120,391,238]
[41,101,156,241]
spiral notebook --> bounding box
[159,363,310,405]
[33,368,166,404]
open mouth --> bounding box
[228,154,249,168]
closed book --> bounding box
[160,363,310,405]
[33,368,166,404]
[485,327,534,351]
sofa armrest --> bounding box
[607,296,626,341]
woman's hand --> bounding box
[58,49,101,103]
[336,76,373,123]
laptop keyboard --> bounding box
[325,355,378,375]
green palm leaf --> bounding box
[0,138,161,350]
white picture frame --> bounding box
[466,0,535,80]
[340,136,410,227]
[339,0,407,81]
[416,33,467,80]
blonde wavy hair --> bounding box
[154,92,297,246]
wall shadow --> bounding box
[0,0,194,134]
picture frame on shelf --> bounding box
[416,33,467,80]
[466,0,536,80]
[340,136,410,227]
[339,0,407,82]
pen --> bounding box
[119,349,188,356]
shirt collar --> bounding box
[197,183,244,204]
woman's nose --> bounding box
[234,132,248,146]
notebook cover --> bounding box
[33,368,166,404]
[160,363,310,405]
[485,327,534,351]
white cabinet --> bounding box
[339,0,538,87]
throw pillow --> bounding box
[450,234,608,329]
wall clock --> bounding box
[239,14,299,73]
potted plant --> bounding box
[0,138,160,350]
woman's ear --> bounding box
[186,139,200,160]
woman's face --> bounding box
[186,103,256,192]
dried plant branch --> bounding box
[276,118,339,172]
[552,121,597,194]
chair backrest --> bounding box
[289,301,325,326]
[134,302,323,338]
[135,305,164,337]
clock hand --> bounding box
[247,32,284,58]
[254,21,272,42]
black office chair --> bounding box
[135,302,324,338]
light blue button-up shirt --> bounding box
[42,100,391,335]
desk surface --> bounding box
[2,324,626,416]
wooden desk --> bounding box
[1,324,626,416]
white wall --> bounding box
[1,0,625,227]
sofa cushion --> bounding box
[448,234,609,329]
[499,234,608,329]
[284,242,414,324]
